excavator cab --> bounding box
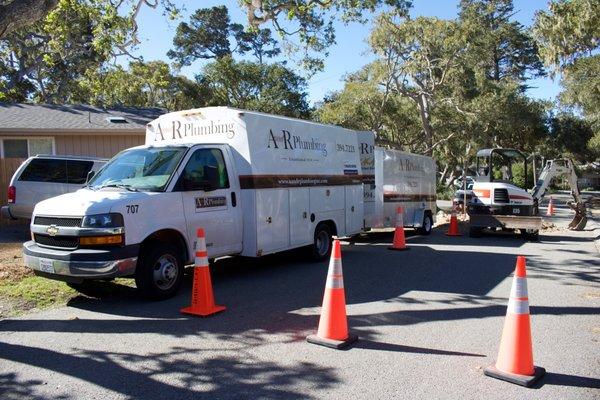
[475,148,529,188]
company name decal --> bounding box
[195,196,227,209]
[267,129,328,156]
[152,120,235,142]
[399,159,425,172]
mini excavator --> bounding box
[467,148,587,240]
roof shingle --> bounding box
[0,103,164,131]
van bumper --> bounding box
[22,241,139,283]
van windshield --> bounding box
[88,147,187,192]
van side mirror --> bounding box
[86,170,95,183]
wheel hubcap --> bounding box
[424,217,431,232]
[153,254,178,290]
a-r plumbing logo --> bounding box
[267,129,328,156]
[151,120,236,141]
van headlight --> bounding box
[82,213,124,228]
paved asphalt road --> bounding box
[1,204,599,399]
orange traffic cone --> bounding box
[546,196,555,216]
[445,211,462,236]
[388,207,409,251]
[307,239,358,349]
[181,228,226,317]
[484,256,545,387]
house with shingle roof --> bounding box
[0,103,164,159]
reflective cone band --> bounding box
[546,196,555,216]
[446,211,462,236]
[484,256,545,387]
[181,228,226,317]
[307,239,358,349]
[388,207,409,251]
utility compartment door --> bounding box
[256,189,290,254]
[345,185,364,234]
[289,188,311,246]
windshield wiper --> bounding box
[96,183,139,192]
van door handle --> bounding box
[231,192,237,207]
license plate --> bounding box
[513,208,520,214]
[39,259,55,273]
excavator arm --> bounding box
[531,159,587,230]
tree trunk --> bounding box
[416,94,434,156]
[0,0,59,38]
[439,163,449,185]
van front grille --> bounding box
[34,216,82,227]
[494,189,510,203]
[34,234,79,249]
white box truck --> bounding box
[23,107,436,299]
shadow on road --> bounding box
[533,372,600,390]
[1,228,598,397]
[0,341,337,400]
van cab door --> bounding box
[175,145,242,258]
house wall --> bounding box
[54,134,144,158]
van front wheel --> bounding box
[310,223,332,261]
[135,243,184,300]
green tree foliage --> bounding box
[168,6,234,66]
[534,0,600,157]
[168,6,280,67]
[533,0,599,70]
[459,0,544,87]
[369,14,466,155]
[0,0,178,103]
[198,56,310,118]
[319,0,555,186]
[240,0,412,71]
[74,60,207,111]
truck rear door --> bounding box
[176,145,242,257]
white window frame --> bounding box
[0,136,56,158]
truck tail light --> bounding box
[7,186,15,203]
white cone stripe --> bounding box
[197,237,206,251]
[328,259,343,276]
[509,277,528,299]
[195,256,209,267]
[507,298,530,315]
[396,214,404,227]
[326,276,344,289]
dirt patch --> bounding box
[0,242,32,283]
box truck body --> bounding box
[22,107,436,299]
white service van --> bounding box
[23,107,436,299]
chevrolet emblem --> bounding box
[46,225,59,236]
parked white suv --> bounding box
[1,155,107,220]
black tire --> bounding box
[135,243,184,300]
[416,212,433,235]
[310,223,332,261]
[469,226,484,237]
[521,229,539,242]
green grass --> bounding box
[0,276,77,312]
[0,276,137,317]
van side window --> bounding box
[178,149,229,191]
[66,160,94,184]
[19,159,68,183]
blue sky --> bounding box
[131,0,559,105]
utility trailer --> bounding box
[358,132,437,234]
